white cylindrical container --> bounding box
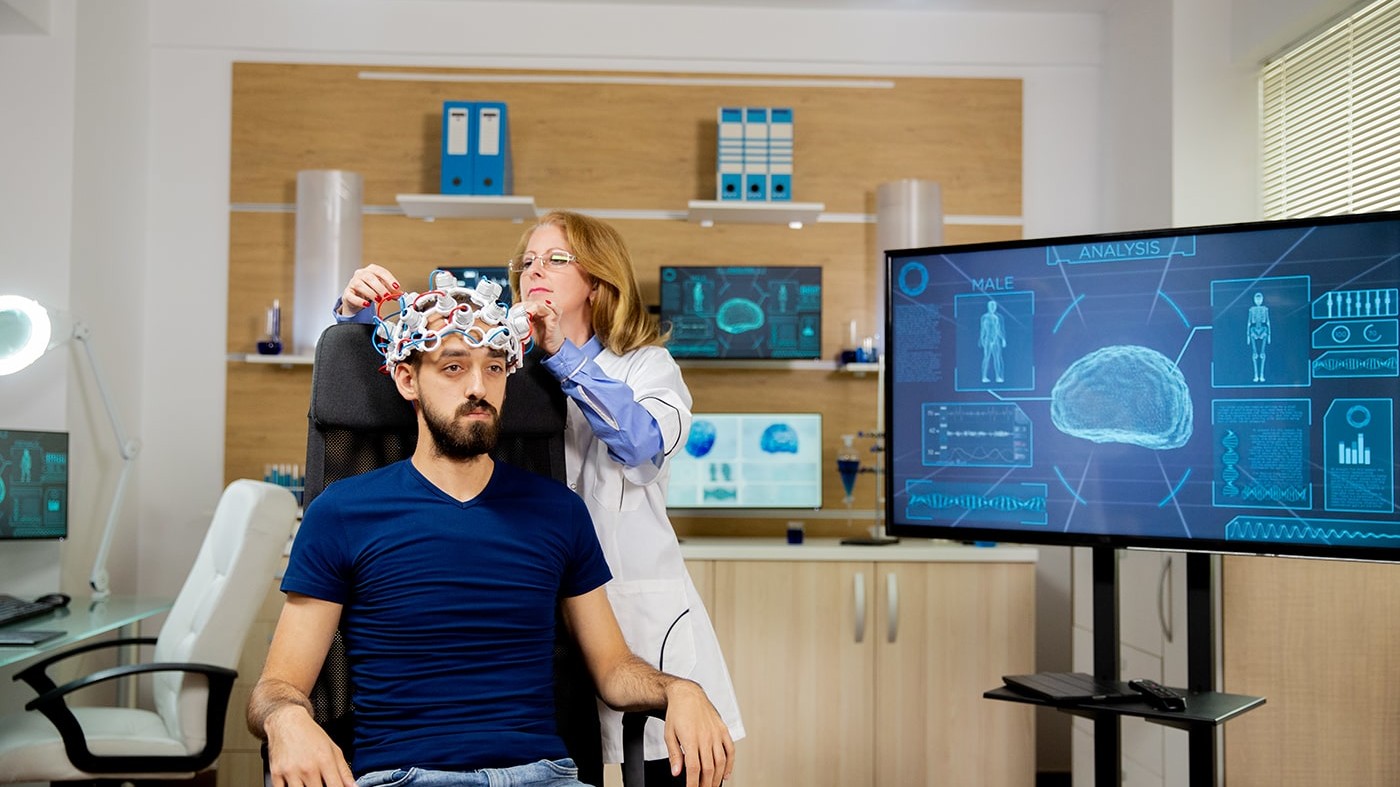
[869,180,941,543]
[875,179,942,352]
[294,170,363,354]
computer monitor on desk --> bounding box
[0,429,68,541]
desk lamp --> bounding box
[0,294,139,598]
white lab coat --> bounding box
[562,344,745,763]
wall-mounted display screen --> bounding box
[660,266,821,359]
[667,413,822,509]
[0,429,68,540]
[885,211,1400,562]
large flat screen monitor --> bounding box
[660,266,822,359]
[885,211,1400,562]
[667,413,822,509]
[0,428,68,540]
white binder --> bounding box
[716,107,745,201]
[742,107,770,201]
[768,107,793,202]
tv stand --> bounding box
[985,547,1264,786]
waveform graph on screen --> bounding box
[921,403,1032,468]
[885,210,1400,561]
[904,480,1048,527]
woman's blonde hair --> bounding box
[508,210,666,355]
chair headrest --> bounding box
[310,323,416,431]
[310,323,565,436]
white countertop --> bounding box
[677,537,1038,562]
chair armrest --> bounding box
[12,636,158,695]
[23,661,237,775]
[620,708,668,787]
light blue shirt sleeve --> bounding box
[332,298,376,324]
[541,338,665,468]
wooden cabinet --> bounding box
[712,560,876,785]
[709,556,1035,786]
[874,562,1036,786]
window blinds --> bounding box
[1260,0,1400,218]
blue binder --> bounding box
[716,107,744,201]
[441,101,474,195]
[768,108,793,202]
[743,107,769,201]
[473,102,511,195]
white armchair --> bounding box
[0,479,296,784]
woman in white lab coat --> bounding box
[510,212,743,785]
[336,211,743,786]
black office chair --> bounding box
[288,322,656,786]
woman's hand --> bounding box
[523,299,565,355]
[337,264,401,317]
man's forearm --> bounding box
[247,677,315,740]
[595,652,693,712]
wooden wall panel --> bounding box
[225,362,312,485]
[231,64,1019,216]
[225,62,1023,541]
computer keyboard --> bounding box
[0,594,57,628]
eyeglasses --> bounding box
[509,248,577,274]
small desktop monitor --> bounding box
[667,413,822,509]
[660,266,822,359]
[443,265,513,304]
[0,429,68,540]
[884,210,1400,562]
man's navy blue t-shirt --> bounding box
[281,459,612,775]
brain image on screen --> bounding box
[716,298,765,334]
[1050,345,1194,450]
[686,420,718,458]
[759,422,800,454]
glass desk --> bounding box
[0,595,173,670]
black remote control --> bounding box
[1129,678,1187,711]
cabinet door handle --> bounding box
[886,571,900,643]
[854,571,867,643]
[1158,555,1174,643]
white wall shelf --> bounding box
[397,193,538,221]
[227,353,314,366]
[838,361,879,375]
[686,199,825,227]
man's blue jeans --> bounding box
[356,758,586,787]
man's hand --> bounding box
[338,263,401,317]
[662,679,735,787]
[263,703,356,787]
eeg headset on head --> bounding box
[371,270,532,374]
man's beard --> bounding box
[421,396,500,460]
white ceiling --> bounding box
[513,0,1109,11]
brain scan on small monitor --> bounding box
[668,413,822,509]
[660,266,822,360]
